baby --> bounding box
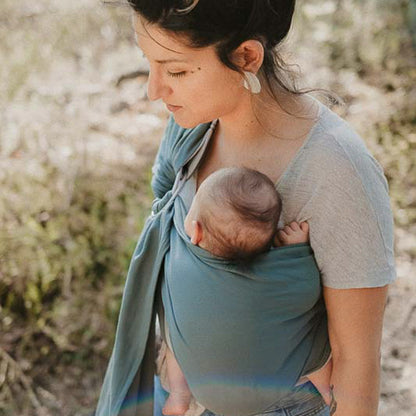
[162,167,332,415]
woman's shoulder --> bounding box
[280,100,392,230]
[288,102,396,289]
[296,101,387,188]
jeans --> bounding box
[153,376,329,416]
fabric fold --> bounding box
[95,118,216,416]
[162,194,329,416]
[95,117,330,416]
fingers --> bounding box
[278,229,288,239]
[300,221,309,233]
[276,221,309,247]
[277,229,290,243]
[282,221,304,234]
[289,221,300,231]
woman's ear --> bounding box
[231,39,264,73]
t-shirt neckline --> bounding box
[188,98,325,198]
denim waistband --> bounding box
[260,381,324,412]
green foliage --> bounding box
[374,108,416,226]
[0,0,415,414]
[296,0,416,232]
[0,159,153,346]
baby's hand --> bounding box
[273,221,309,247]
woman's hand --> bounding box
[323,285,388,415]
[273,221,309,247]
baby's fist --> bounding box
[275,221,309,247]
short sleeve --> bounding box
[305,149,396,289]
[151,115,177,199]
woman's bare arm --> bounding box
[323,285,388,415]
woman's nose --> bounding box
[147,69,170,101]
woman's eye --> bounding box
[167,71,187,78]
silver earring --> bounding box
[243,71,261,94]
[175,0,199,14]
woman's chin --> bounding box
[172,115,198,129]
[172,112,212,129]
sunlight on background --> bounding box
[0,1,415,415]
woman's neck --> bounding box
[216,99,263,144]
[216,91,319,146]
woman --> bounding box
[97,1,396,415]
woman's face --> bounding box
[133,15,245,128]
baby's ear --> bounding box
[190,220,203,245]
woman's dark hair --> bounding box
[127,0,304,99]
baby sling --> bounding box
[95,117,330,416]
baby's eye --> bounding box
[167,71,187,78]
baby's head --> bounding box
[184,167,282,262]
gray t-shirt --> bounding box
[157,102,395,415]
[181,101,396,289]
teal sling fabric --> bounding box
[95,116,330,416]
[163,196,329,416]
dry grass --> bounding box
[0,0,415,415]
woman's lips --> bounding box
[166,104,182,113]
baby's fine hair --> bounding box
[199,167,282,263]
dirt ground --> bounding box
[1,1,415,415]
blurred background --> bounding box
[0,0,415,415]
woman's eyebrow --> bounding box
[134,30,189,64]
[154,58,189,64]
[136,43,189,64]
